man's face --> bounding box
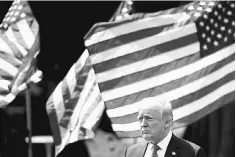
[137,109,166,144]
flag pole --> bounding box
[25,88,33,157]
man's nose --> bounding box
[140,119,148,127]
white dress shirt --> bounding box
[144,131,172,157]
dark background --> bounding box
[0,2,184,157]
[0,1,234,157]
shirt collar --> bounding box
[157,131,172,152]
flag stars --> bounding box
[211,30,215,35]
[10,11,14,16]
[227,11,232,16]
[228,29,232,34]
[122,8,128,13]
[197,7,203,11]
[127,0,133,5]
[13,5,18,10]
[124,13,130,18]
[116,15,122,21]
[209,2,215,6]
[203,44,208,50]
[200,1,206,6]
[14,11,20,16]
[13,0,20,4]
[20,13,26,18]
[194,12,201,17]
[199,21,204,27]
[206,8,212,12]
[224,18,229,23]
[217,34,222,39]
[214,23,218,28]
[17,5,23,10]
[214,11,218,16]
[218,15,222,20]
[206,25,210,31]
[10,17,16,22]
[3,23,8,29]
[230,3,235,8]
[5,12,10,17]
[188,5,194,10]
[213,41,218,46]
[203,14,208,19]
[207,37,211,43]
[224,37,228,42]
[202,33,206,38]
[217,3,222,8]
[220,26,225,31]
[6,17,10,21]
[9,6,14,11]
[232,21,235,26]
[210,18,214,23]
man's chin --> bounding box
[142,133,152,141]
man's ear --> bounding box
[164,119,172,129]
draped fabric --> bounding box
[183,101,235,157]
[0,0,42,108]
[84,0,235,137]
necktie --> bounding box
[151,144,160,157]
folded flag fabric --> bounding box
[0,0,42,108]
[84,1,235,137]
[46,1,134,155]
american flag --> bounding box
[46,1,134,155]
[84,1,235,137]
[0,0,42,108]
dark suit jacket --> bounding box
[124,134,206,157]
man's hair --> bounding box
[158,99,173,122]
[138,97,173,126]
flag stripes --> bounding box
[106,52,234,111]
[97,43,199,90]
[104,45,234,110]
[93,33,198,74]
[89,21,196,65]
[111,79,235,132]
[5,27,28,57]
[100,44,234,102]
[46,1,135,155]
[0,0,42,108]
[105,46,234,118]
[115,89,235,137]
[109,69,234,125]
[84,1,235,137]
[85,12,190,48]
[46,49,104,154]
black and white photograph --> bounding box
[0,1,235,157]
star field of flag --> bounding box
[84,1,235,137]
[0,0,41,108]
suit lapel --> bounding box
[141,142,148,157]
[130,141,148,157]
[164,135,181,157]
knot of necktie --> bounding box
[151,144,160,157]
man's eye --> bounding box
[138,117,143,121]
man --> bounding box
[124,97,206,157]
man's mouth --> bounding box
[142,130,151,134]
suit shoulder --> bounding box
[127,141,147,150]
[125,141,147,157]
[174,135,202,152]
